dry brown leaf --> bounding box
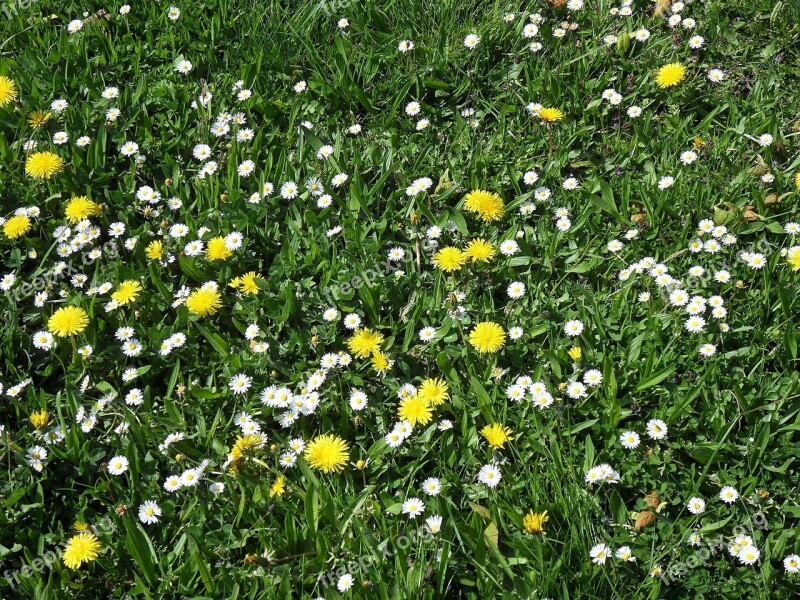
[743,208,760,222]
[631,212,647,223]
[644,491,661,508]
[635,510,656,529]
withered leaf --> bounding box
[635,510,656,529]
[644,491,661,508]
[743,208,760,222]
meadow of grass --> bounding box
[1,0,799,598]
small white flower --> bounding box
[615,546,635,562]
[464,34,480,49]
[783,554,800,573]
[426,515,443,534]
[719,486,739,504]
[646,419,668,440]
[119,141,139,156]
[108,455,129,475]
[419,326,436,342]
[590,543,610,565]
[229,374,252,395]
[337,574,354,592]
[688,35,705,49]
[619,431,640,449]
[699,343,717,357]
[402,497,426,518]
[687,496,706,515]
[507,281,526,299]
[138,500,162,525]
[564,320,584,337]
[477,463,501,488]
[737,546,760,565]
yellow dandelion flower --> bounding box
[3,215,32,239]
[347,328,384,358]
[397,394,433,426]
[567,346,582,361]
[481,423,513,449]
[111,280,142,306]
[417,378,449,406]
[25,151,64,179]
[788,247,800,271]
[0,76,17,108]
[432,247,466,272]
[145,240,164,261]
[463,190,505,222]
[469,321,506,353]
[62,532,101,569]
[64,196,101,223]
[538,107,564,122]
[522,510,549,535]
[226,434,265,472]
[234,433,264,451]
[229,271,261,295]
[28,110,52,129]
[655,62,686,88]
[30,410,50,429]
[73,521,89,532]
[464,238,496,263]
[304,434,350,473]
[47,306,89,337]
[185,286,222,317]
[371,350,392,374]
[795,172,800,189]
[206,237,233,261]
[269,476,286,497]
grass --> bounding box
[1,0,800,598]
